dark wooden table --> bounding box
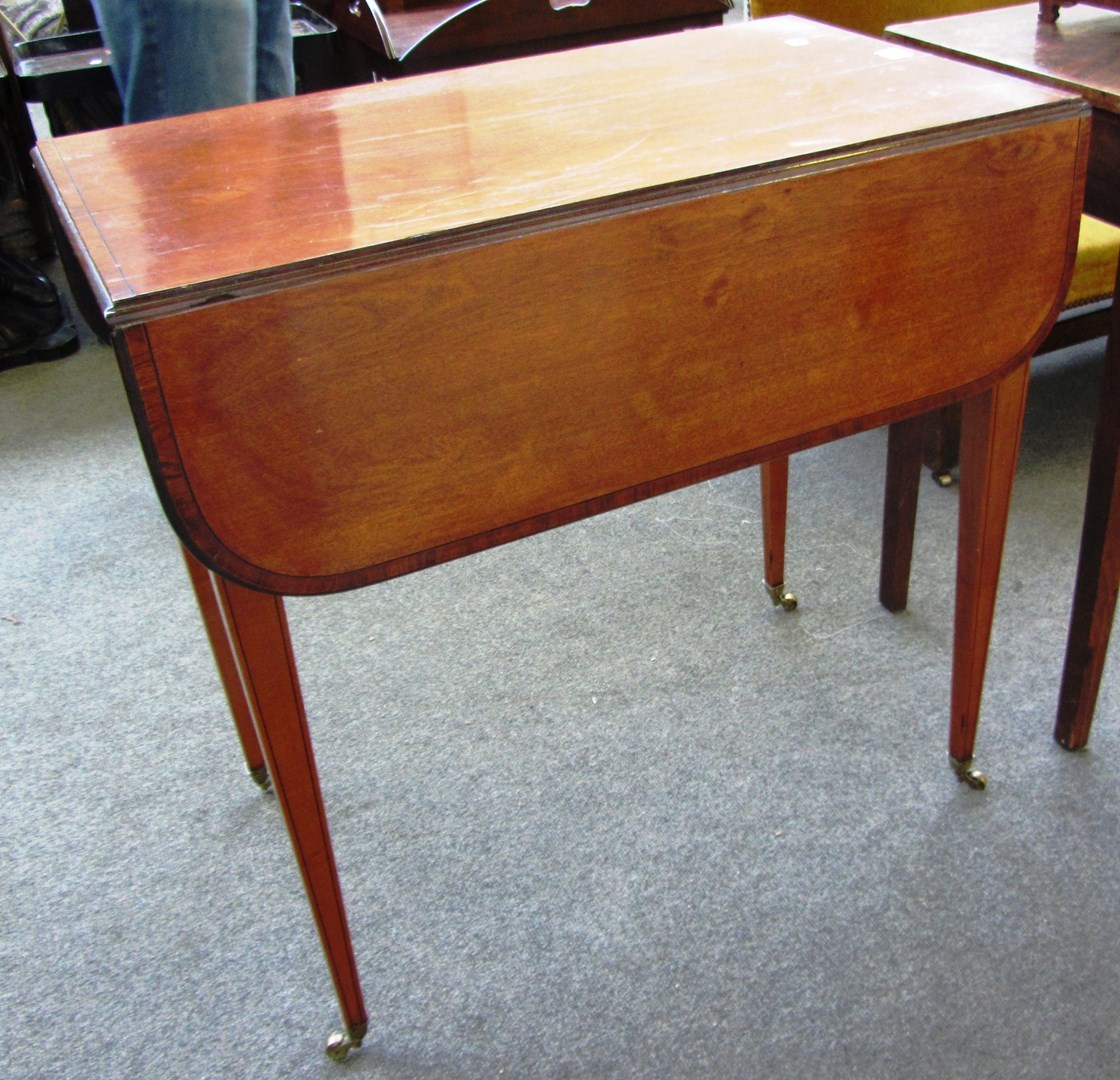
[1042,0,1120,22]
[887,2,1120,752]
[325,0,730,77]
[32,18,1086,1057]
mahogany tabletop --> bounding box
[887,2,1120,115]
[35,16,1083,328]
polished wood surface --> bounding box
[889,4,1120,228]
[34,19,1082,321]
[1042,0,1120,22]
[888,3,1120,112]
[37,21,1088,594]
[888,4,1120,750]
[125,125,1080,593]
[33,19,1089,1049]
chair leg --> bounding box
[949,362,1031,788]
[879,414,925,613]
[923,402,962,487]
[760,456,797,610]
[1055,279,1120,750]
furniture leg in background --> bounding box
[757,406,926,615]
[879,414,926,613]
[759,372,1025,790]
[181,546,270,789]
[760,456,796,611]
[1056,262,1120,749]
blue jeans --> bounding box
[91,0,295,123]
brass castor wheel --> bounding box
[950,756,987,790]
[248,765,271,791]
[766,581,798,611]
[932,469,954,488]
[325,1024,366,1062]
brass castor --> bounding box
[932,469,954,488]
[248,765,271,791]
[765,581,798,611]
[950,756,987,790]
[325,1023,366,1062]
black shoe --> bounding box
[0,291,79,370]
[0,251,63,308]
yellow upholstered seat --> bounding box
[1067,214,1120,308]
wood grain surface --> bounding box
[37,19,1083,322]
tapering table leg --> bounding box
[760,456,797,611]
[950,362,1032,787]
[210,574,369,1058]
[879,414,926,613]
[181,547,269,788]
[1055,273,1120,750]
[923,403,963,487]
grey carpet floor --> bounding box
[2,285,1119,1078]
